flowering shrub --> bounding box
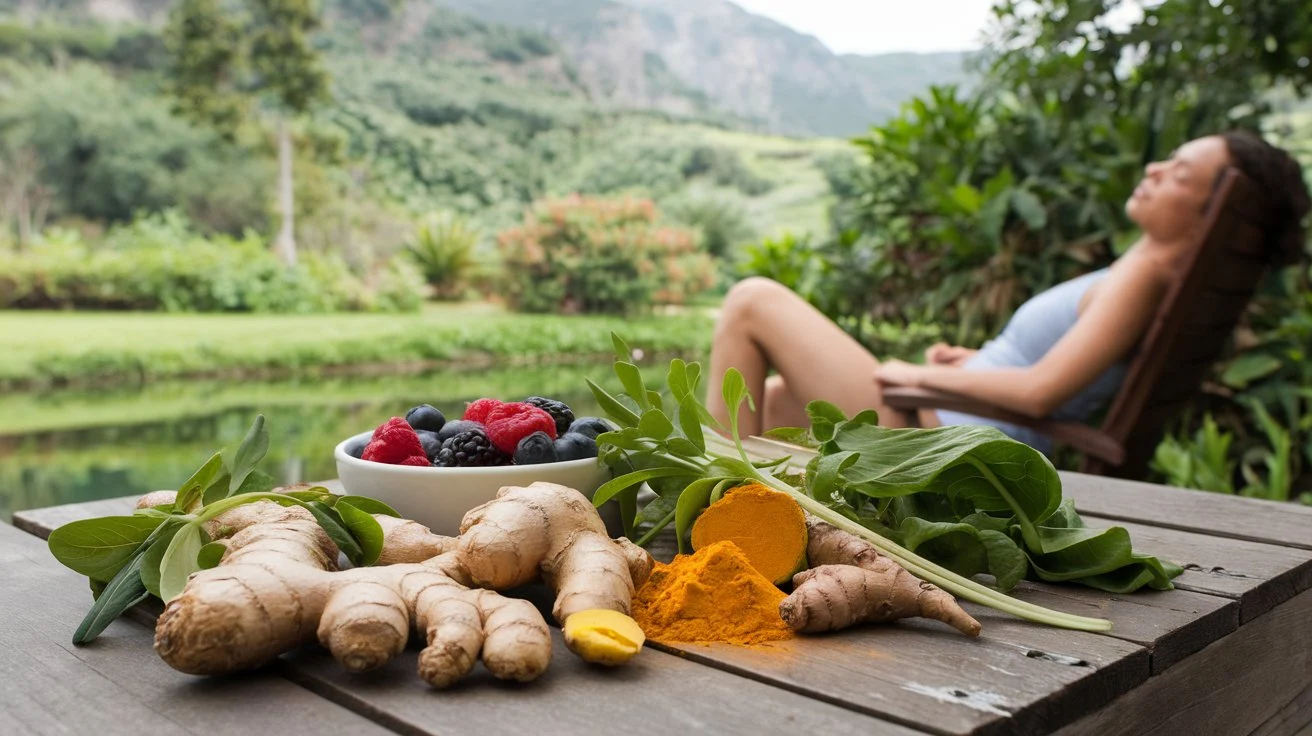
[497,195,715,314]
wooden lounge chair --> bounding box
[883,168,1275,477]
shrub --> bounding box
[0,219,423,313]
[497,195,716,314]
[664,188,756,260]
[405,213,479,300]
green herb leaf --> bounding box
[306,502,364,566]
[196,542,227,570]
[232,468,276,497]
[708,478,740,505]
[763,426,818,449]
[48,516,165,583]
[592,467,691,507]
[615,362,650,411]
[336,500,386,566]
[336,495,400,517]
[666,437,705,458]
[676,395,706,452]
[673,477,725,554]
[140,518,187,598]
[72,551,150,645]
[587,378,640,427]
[201,470,233,506]
[281,487,341,506]
[175,452,224,513]
[158,523,208,602]
[228,414,270,494]
[667,359,691,400]
[638,409,674,441]
[805,451,859,503]
[611,332,632,363]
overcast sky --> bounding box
[731,0,996,55]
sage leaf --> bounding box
[158,523,208,602]
[73,551,149,645]
[48,516,165,583]
[228,414,270,494]
[336,500,385,566]
[175,452,224,513]
[306,502,364,566]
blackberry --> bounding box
[554,432,598,461]
[434,428,510,467]
[435,419,484,444]
[567,417,614,440]
[514,431,559,465]
[415,429,442,463]
[524,396,574,436]
[405,404,447,433]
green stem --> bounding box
[635,508,677,547]
[963,455,1042,551]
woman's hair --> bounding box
[1218,130,1310,266]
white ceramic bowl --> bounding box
[334,431,613,537]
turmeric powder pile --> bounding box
[632,541,794,645]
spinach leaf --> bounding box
[48,516,165,583]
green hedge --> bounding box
[0,233,423,313]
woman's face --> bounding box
[1125,136,1231,243]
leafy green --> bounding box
[47,414,402,642]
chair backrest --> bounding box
[1088,168,1274,476]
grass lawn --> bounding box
[0,302,714,390]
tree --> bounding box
[165,0,329,266]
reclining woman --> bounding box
[706,131,1310,453]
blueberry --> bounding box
[416,430,442,463]
[566,417,614,440]
[344,435,369,459]
[436,419,484,444]
[554,432,598,461]
[405,404,447,433]
[514,431,559,465]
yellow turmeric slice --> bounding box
[690,483,808,585]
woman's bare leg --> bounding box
[706,277,909,435]
[764,376,810,429]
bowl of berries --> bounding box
[334,396,615,536]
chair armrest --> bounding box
[882,387,1127,466]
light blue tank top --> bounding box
[937,268,1126,454]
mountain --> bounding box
[432,0,976,136]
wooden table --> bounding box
[5,469,1312,736]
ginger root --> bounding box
[689,483,807,585]
[144,481,654,686]
[780,518,981,637]
[457,482,654,662]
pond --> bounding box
[0,362,626,522]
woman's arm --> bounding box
[878,264,1168,418]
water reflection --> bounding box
[0,363,620,521]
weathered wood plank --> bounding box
[1094,519,1312,624]
[1053,588,1312,736]
[652,610,1148,736]
[12,496,925,736]
[1059,472,1312,551]
[1250,681,1312,736]
[0,522,392,736]
[1007,581,1235,674]
[279,631,923,736]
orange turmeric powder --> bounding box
[690,483,808,584]
[632,541,794,645]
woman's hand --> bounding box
[925,343,976,366]
[874,359,929,387]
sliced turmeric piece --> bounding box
[690,483,807,585]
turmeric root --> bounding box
[689,483,807,585]
[780,518,981,637]
[457,482,655,664]
[148,495,550,688]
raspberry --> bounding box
[463,398,504,424]
[398,455,432,466]
[523,396,575,435]
[435,428,510,467]
[484,402,557,454]
[362,417,426,465]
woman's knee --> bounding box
[720,277,796,329]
